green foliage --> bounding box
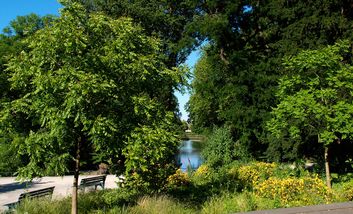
[128,195,194,214]
[12,161,353,214]
[15,190,126,214]
[15,197,71,214]
[334,178,353,201]
[188,49,225,133]
[0,142,23,176]
[255,176,333,207]
[4,13,56,38]
[0,14,57,176]
[102,188,140,207]
[165,164,243,205]
[267,41,353,157]
[201,126,246,168]
[123,114,179,192]
[188,0,353,161]
[75,0,199,66]
[200,192,276,214]
[1,2,183,184]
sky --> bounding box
[0,0,198,121]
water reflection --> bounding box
[178,140,203,171]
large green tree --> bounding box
[267,41,353,188]
[188,0,353,159]
[1,2,183,213]
[74,0,199,117]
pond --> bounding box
[178,140,203,171]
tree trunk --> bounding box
[72,137,81,214]
[324,146,331,189]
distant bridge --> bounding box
[181,132,205,142]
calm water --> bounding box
[178,140,203,171]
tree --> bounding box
[188,0,353,159]
[0,14,57,176]
[188,47,225,133]
[75,0,199,66]
[1,2,183,213]
[0,13,56,101]
[75,0,199,116]
[267,41,353,188]
[3,13,56,38]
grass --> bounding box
[12,162,353,214]
[14,194,194,214]
[200,191,281,214]
[12,187,353,214]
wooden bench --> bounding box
[5,186,55,209]
[79,175,106,192]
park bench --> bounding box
[79,175,106,192]
[4,186,55,209]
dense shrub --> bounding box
[201,126,242,168]
[102,188,140,207]
[123,121,179,193]
[237,162,277,188]
[338,179,353,201]
[167,169,191,187]
[255,176,333,206]
[234,162,310,190]
[166,164,243,205]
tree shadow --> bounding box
[0,181,32,194]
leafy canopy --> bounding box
[267,41,353,148]
[1,2,183,180]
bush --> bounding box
[255,175,333,206]
[236,162,277,189]
[102,188,140,207]
[201,126,242,168]
[338,179,353,201]
[167,169,191,187]
[234,162,310,190]
[166,168,210,205]
[123,120,179,193]
[166,165,240,205]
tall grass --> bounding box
[15,191,106,214]
[128,195,195,214]
[14,193,194,214]
[15,197,71,214]
[200,191,278,214]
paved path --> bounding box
[239,202,353,214]
[0,175,118,212]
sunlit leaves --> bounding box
[1,2,182,180]
[268,41,353,148]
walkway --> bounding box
[0,175,117,212]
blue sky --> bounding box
[0,0,62,30]
[0,0,198,121]
[176,50,200,121]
